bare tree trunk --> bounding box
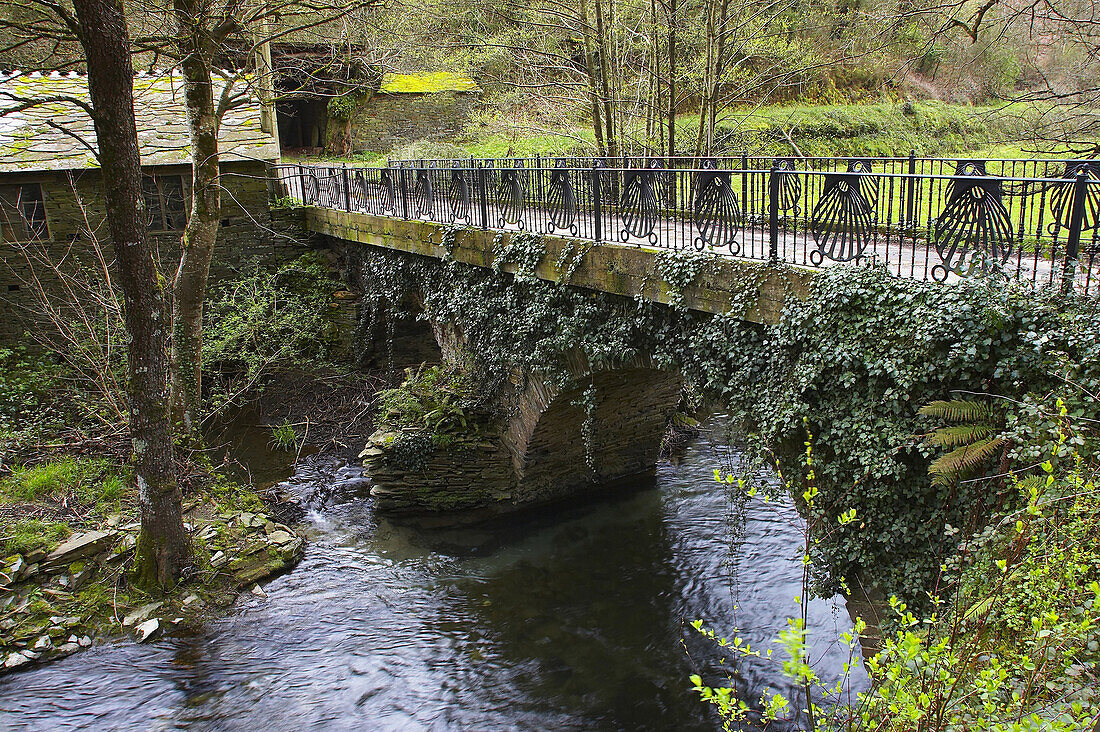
[72,0,188,589]
[577,0,608,156]
[170,0,222,438]
[708,0,731,151]
[651,0,665,156]
[695,0,731,158]
[667,0,677,159]
[592,0,619,159]
[695,0,716,157]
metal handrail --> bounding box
[272,158,1100,296]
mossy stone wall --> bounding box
[349,92,480,155]
[0,162,309,344]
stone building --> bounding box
[0,70,293,343]
[276,70,481,156]
[348,72,481,155]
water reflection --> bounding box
[0,417,865,731]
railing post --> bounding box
[592,166,603,243]
[477,163,490,230]
[1062,168,1088,295]
[342,164,351,211]
[904,149,917,234]
[768,162,780,261]
[740,153,748,223]
[399,167,410,220]
[297,164,306,204]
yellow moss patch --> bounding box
[380,72,479,94]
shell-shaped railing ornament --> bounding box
[691,159,741,254]
[1048,161,1100,236]
[497,164,526,229]
[619,160,664,245]
[547,160,578,235]
[809,159,878,264]
[448,167,472,223]
[773,158,802,214]
[932,160,1014,281]
[413,169,434,219]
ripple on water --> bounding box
[0,417,866,731]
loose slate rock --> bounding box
[3,652,32,669]
[134,618,160,643]
[43,531,115,571]
[122,602,163,628]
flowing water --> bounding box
[0,417,866,730]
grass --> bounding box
[0,457,129,510]
[4,518,73,556]
[270,420,299,451]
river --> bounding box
[0,417,866,730]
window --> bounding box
[143,175,187,231]
[0,183,49,242]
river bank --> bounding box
[0,415,865,730]
[0,348,383,676]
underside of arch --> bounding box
[504,357,683,506]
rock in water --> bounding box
[3,652,32,669]
[122,602,163,627]
[134,618,160,643]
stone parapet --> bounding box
[304,208,815,324]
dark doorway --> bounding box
[277,98,328,151]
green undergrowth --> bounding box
[203,252,346,412]
[693,402,1100,729]
[0,457,132,557]
[0,348,82,457]
[378,101,1061,161]
[377,364,493,445]
[1,458,128,509]
[707,101,1037,157]
[3,519,72,557]
[297,101,1071,164]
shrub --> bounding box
[203,253,344,410]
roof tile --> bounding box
[0,70,280,173]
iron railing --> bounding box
[273,156,1100,295]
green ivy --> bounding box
[350,244,1100,605]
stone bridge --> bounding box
[285,152,1099,515]
[303,206,816,515]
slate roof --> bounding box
[0,70,280,174]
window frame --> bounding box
[0,181,50,243]
[142,172,190,232]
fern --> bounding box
[927,424,994,448]
[919,399,994,424]
[920,397,1007,486]
[929,437,1006,485]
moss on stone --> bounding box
[379,72,479,94]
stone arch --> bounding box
[503,353,683,506]
[359,288,444,370]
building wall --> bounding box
[0,161,307,344]
[349,92,480,154]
